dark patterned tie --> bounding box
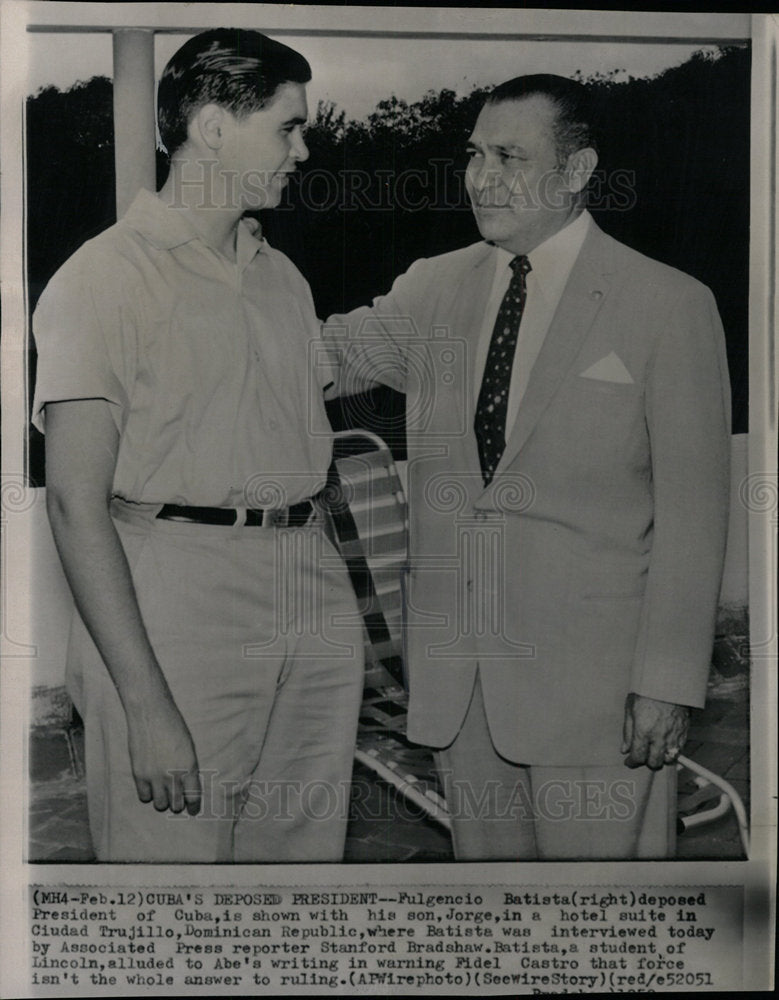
[474,255,532,485]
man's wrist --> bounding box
[116,661,171,716]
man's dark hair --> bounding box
[486,74,597,164]
[157,28,312,155]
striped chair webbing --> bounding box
[357,685,451,828]
[324,432,451,828]
[326,433,408,688]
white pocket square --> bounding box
[579,351,634,384]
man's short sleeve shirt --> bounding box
[32,189,333,507]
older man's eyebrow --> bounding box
[492,142,529,155]
[466,138,530,156]
[282,115,308,127]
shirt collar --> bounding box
[494,209,591,296]
[123,188,265,264]
[236,214,265,269]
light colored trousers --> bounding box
[67,500,364,863]
[435,673,677,860]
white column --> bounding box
[112,29,156,217]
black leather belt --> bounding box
[156,500,315,527]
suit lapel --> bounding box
[448,242,495,429]
[408,243,493,503]
[487,224,615,483]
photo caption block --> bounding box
[28,883,743,994]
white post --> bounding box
[112,29,156,217]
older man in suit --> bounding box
[326,74,730,860]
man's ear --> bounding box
[188,103,226,152]
[565,147,598,194]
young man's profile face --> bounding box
[465,94,574,255]
[220,81,310,211]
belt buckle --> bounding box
[264,508,288,528]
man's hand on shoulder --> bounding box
[621,693,691,770]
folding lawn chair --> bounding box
[323,430,451,827]
[677,754,750,857]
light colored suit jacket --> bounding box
[328,221,731,765]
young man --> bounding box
[327,75,731,860]
[33,29,364,862]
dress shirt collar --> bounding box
[123,188,265,265]
[493,209,591,297]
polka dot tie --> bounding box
[474,255,532,485]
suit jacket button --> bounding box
[590,289,604,300]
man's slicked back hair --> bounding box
[157,28,312,155]
[486,74,597,164]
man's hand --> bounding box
[126,697,202,815]
[621,693,690,770]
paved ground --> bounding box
[28,631,749,863]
